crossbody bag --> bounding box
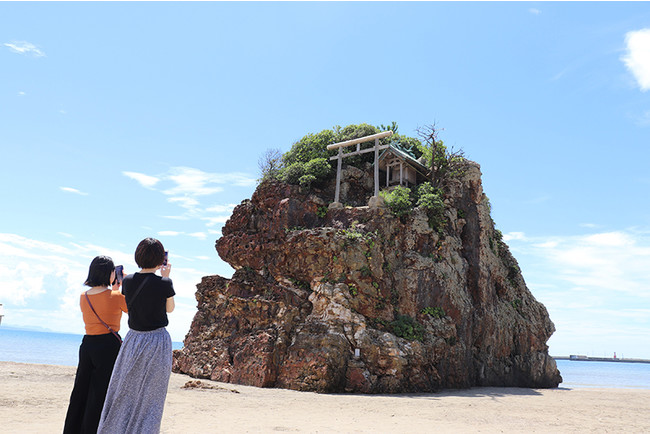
[84,291,123,344]
[84,276,150,344]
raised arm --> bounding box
[166,296,175,313]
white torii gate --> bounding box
[326,130,393,207]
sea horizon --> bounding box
[1,326,649,390]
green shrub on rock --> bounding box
[390,314,424,341]
[380,186,413,218]
[281,162,306,184]
[299,174,317,189]
[416,182,445,230]
[283,129,338,166]
[304,157,331,180]
[281,157,331,189]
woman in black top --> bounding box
[97,238,175,434]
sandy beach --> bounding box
[2,361,649,433]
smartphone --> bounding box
[163,251,169,266]
[115,265,124,284]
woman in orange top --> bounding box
[63,256,127,434]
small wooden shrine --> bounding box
[326,131,429,207]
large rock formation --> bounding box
[173,159,562,392]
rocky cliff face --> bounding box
[173,160,562,392]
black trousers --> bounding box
[63,333,121,434]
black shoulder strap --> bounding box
[127,275,151,310]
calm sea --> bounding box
[0,327,183,367]
[1,328,648,390]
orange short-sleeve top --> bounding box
[80,289,128,335]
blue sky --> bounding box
[1,2,649,359]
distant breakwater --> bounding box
[554,356,650,364]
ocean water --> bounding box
[555,359,650,390]
[0,327,183,367]
[1,328,648,390]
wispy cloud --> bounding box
[201,215,230,227]
[162,167,256,196]
[622,28,650,92]
[124,167,255,196]
[503,231,527,242]
[60,187,88,196]
[3,41,45,57]
[123,171,160,188]
[505,228,650,357]
[167,196,200,209]
[123,166,251,229]
[156,230,208,241]
[515,229,650,297]
[0,232,207,340]
[529,8,541,15]
[158,231,182,237]
[507,228,650,309]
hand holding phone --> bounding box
[115,265,124,284]
[160,251,171,278]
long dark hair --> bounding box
[84,256,115,287]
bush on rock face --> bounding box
[416,182,445,230]
[380,186,413,218]
[280,162,306,184]
[280,157,331,188]
[390,314,424,342]
[283,130,338,166]
[304,158,330,180]
[299,174,317,189]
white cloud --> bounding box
[123,171,160,188]
[168,196,200,209]
[162,215,191,220]
[507,229,650,298]
[60,187,88,196]
[122,167,255,200]
[505,228,650,358]
[503,231,527,242]
[123,167,252,230]
[160,167,256,197]
[529,8,541,15]
[0,232,209,341]
[204,204,237,213]
[187,232,207,240]
[3,41,45,57]
[18,91,26,96]
[158,231,182,237]
[622,28,650,91]
[163,167,225,196]
[201,216,230,227]
[156,230,207,241]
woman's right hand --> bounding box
[160,263,171,278]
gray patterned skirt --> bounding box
[97,327,172,434]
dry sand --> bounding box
[2,361,649,433]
